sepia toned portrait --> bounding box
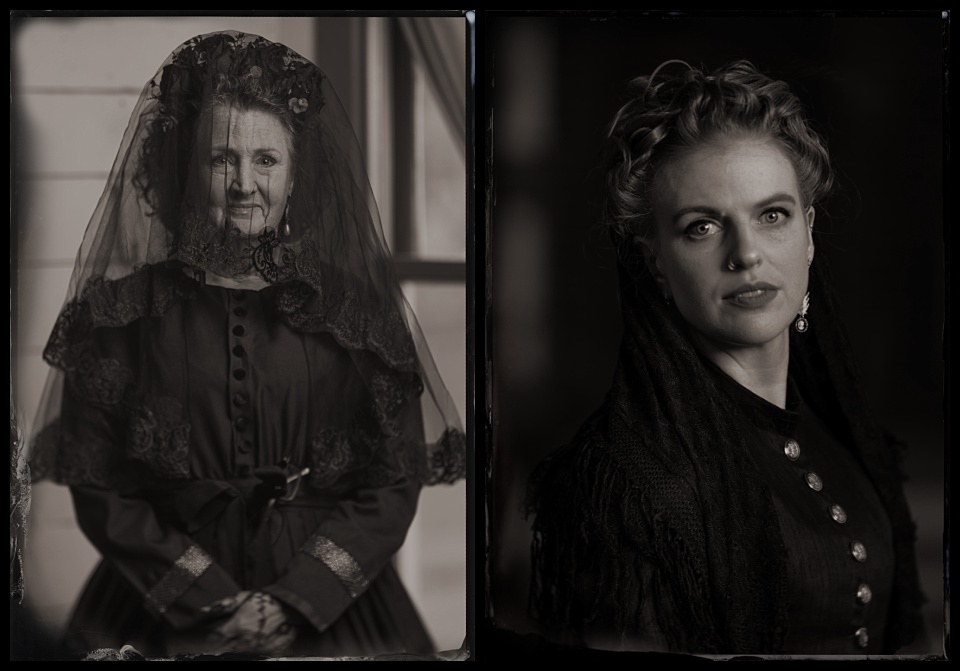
[12,12,471,661]
[485,11,945,660]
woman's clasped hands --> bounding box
[202,590,300,655]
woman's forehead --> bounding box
[198,105,293,151]
[655,137,801,208]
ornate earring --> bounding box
[795,292,810,333]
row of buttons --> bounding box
[783,437,871,649]
[231,293,252,453]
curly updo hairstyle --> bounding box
[605,60,834,269]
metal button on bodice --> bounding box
[783,439,800,460]
[234,416,248,431]
[857,583,873,604]
[804,472,823,491]
[855,627,869,649]
[232,393,248,407]
[233,307,247,318]
[238,439,252,454]
[851,541,868,562]
[233,368,246,381]
[233,344,245,357]
[233,325,245,336]
[830,504,848,524]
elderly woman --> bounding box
[29,31,464,658]
[526,60,924,654]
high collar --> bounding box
[699,354,803,437]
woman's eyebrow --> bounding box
[672,193,797,224]
[211,145,282,154]
[754,193,797,209]
[672,205,722,224]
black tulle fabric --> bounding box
[30,31,465,489]
[526,255,924,654]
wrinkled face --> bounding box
[199,105,294,235]
[648,136,815,352]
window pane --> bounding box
[401,281,466,421]
[416,65,466,261]
[397,280,466,651]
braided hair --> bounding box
[604,60,832,271]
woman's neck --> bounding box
[206,272,271,291]
[691,332,790,408]
[183,266,271,292]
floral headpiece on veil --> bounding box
[161,32,323,118]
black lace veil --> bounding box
[29,31,465,487]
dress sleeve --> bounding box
[261,477,421,634]
[261,391,424,634]
[71,485,243,630]
[529,430,685,652]
[573,552,675,652]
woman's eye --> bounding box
[211,155,229,167]
[760,208,789,224]
[257,155,278,166]
[685,221,720,238]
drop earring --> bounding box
[795,292,810,333]
[281,203,291,238]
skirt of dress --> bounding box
[65,558,434,658]
[64,495,434,659]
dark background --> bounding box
[485,11,946,656]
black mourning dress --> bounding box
[541,363,896,654]
[703,361,895,653]
[54,269,437,657]
[527,279,919,654]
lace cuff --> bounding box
[144,544,214,616]
[299,535,369,598]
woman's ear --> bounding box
[805,206,816,266]
[639,236,672,301]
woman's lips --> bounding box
[724,283,778,308]
[227,204,260,216]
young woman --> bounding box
[526,60,924,654]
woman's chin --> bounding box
[205,208,271,235]
[690,321,794,352]
[222,218,272,237]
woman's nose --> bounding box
[725,222,762,271]
[230,160,255,195]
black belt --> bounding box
[147,466,335,586]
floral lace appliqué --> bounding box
[128,397,191,480]
[68,355,133,409]
[30,421,123,489]
[174,214,324,287]
[273,282,418,374]
[308,428,376,489]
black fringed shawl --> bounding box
[526,259,924,654]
